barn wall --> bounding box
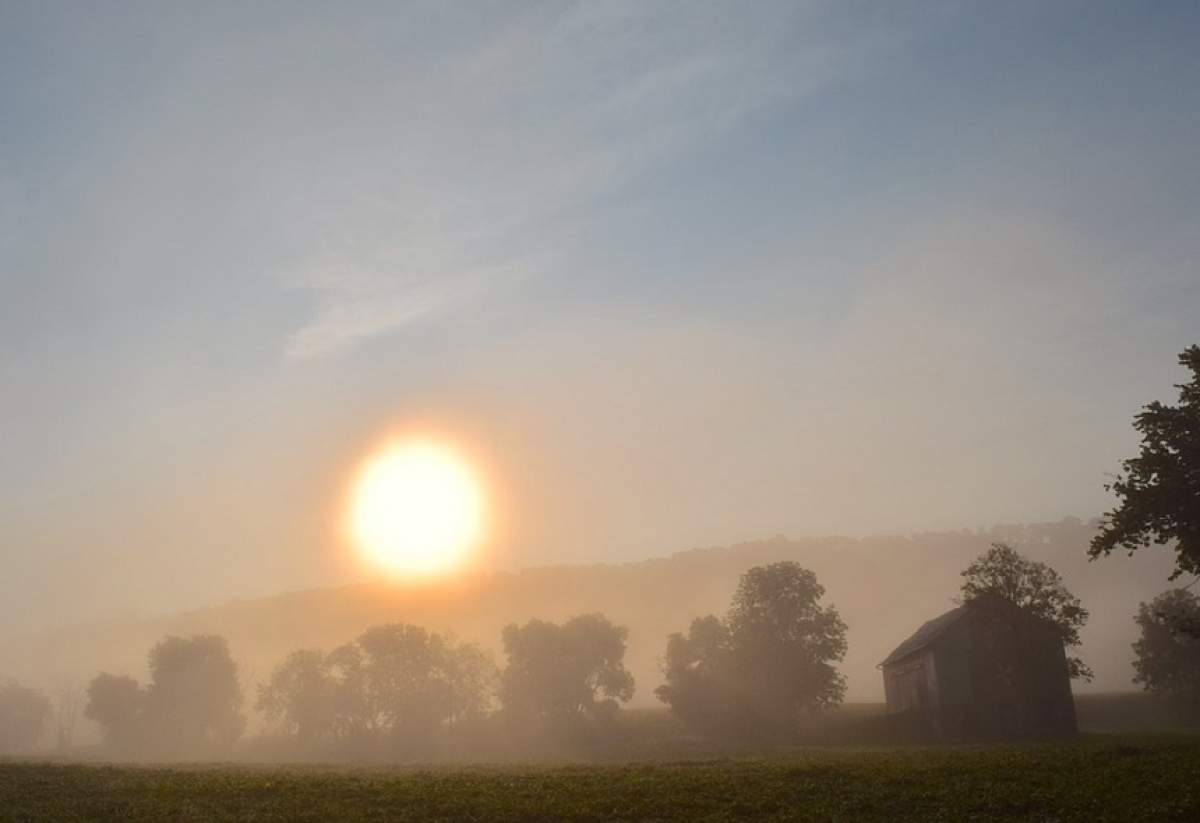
[883,651,936,714]
[932,620,973,706]
[966,602,1077,739]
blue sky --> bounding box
[2,1,1198,629]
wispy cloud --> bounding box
[284,256,535,359]
[262,2,873,357]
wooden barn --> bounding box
[879,594,1077,741]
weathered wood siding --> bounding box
[883,651,938,713]
[965,598,1077,739]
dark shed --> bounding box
[879,594,1077,741]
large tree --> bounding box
[0,681,51,753]
[441,642,496,726]
[256,649,342,744]
[961,543,1092,681]
[257,624,495,752]
[1132,588,1200,711]
[1091,345,1200,580]
[657,616,743,738]
[84,673,144,750]
[657,562,847,739]
[144,634,245,753]
[354,623,494,745]
[499,614,635,732]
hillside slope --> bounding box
[13,518,1176,712]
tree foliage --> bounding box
[144,635,245,752]
[354,624,494,743]
[1132,588,1200,710]
[256,650,342,744]
[657,615,748,739]
[961,543,1092,681]
[84,673,143,749]
[656,562,847,739]
[256,624,495,753]
[0,681,51,753]
[1091,345,1200,579]
[84,635,244,755]
[499,614,634,732]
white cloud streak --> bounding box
[244,2,872,357]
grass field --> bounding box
[2,734,1198,822]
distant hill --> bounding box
[10,518,1177,719]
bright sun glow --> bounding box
[349,439,485,576]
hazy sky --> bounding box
[2,1,1199,632]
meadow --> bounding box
[3,733,1198,822]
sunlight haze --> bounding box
[5,6,1200,817]
[1,0,1198,697]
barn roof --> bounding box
[879,604,968,668]
[880,595,1060,668]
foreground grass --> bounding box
[2,735,1198,822]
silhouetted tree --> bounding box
[442,642,496,725]
[355,624,494,749]
[257,650,341,744]
[961,543,1092,681]
[656,615,743,738]
[84,673,144,750]
[144,635,245,753]
[324,641,374,740]
[729,563,848,711]
[0,681,51,753]
[499,614,634,733]
[1091,345,1200,580]
[657,562,847,739]
[355,624,449,743]
[1133,589,1200,713]
[258,624,496,755]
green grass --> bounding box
[3,735,1199,822]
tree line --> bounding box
[3,547,1198,757]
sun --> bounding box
[348,439,486,576]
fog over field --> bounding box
[0,518,1178,719]
[2,0,1199,772]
